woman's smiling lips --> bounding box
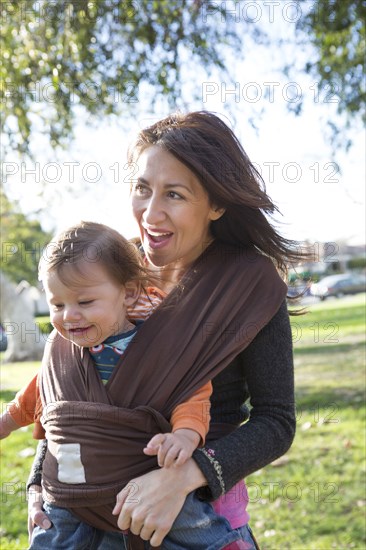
[143,227,173,249]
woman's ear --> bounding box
[210,205,226,221]
[124,281,140,305]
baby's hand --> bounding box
[0,413,20,439]
[0,424,11,439]
[143,429,200,468]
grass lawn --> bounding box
[0,294,365,549]
[247,294,366,549]
[0,360,40,549]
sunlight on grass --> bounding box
[0,360,41,392]
[245,295,366,549]
[290,293,366,349]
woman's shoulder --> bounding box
[209,241,282,282]
[212,241,273,264]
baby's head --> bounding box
[39,221,145,347]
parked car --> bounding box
[287,283,311,298]
[0,324,7,352]
[310,273,366,300]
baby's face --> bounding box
[43,261,133,347]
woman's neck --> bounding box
[148,238,215,295]
[148,263,187,294]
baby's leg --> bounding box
[29,501,102,550]
[161,491,247,550]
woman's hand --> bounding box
[112,458,207,547]
[27,485,52,541]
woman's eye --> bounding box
[167,191,183,199]
[133,183,149,195]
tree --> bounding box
[0,0,364,156]
[0,189,52,285]
[296,0,365,150]
[0,0,241,155]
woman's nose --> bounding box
[142,195,166,225]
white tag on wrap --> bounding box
[49,441,86,484]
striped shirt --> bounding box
[89,287,164,384]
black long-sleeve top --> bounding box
[193,300,295,500]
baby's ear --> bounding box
[124,281,140,305]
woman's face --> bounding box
[131,146,223,269]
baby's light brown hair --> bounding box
[39,221,147,290]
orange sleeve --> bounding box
[128,286,166,321]
[170,381,212,445]
[7,372,45,439]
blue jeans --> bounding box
[162,492,250,549]
[28,501,126,550]
[29,495,258,549]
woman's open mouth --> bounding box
[144,229,173,249]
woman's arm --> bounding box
[27,438,47,490]
[114,301,295,545]
[193,300,295,499]
[27,439,51,537]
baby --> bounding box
[0,221,211,466]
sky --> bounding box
[3,2,365,247]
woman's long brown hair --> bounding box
[129,111,311,282]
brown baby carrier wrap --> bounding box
[39,241,287,546]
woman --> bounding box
[28,111,299,549]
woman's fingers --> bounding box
[112,481,138,521]
[130,512,172,546]
[139,521,156,542]
[28,508,52,532]
[113,464,200,546]
[27,485,51,541]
